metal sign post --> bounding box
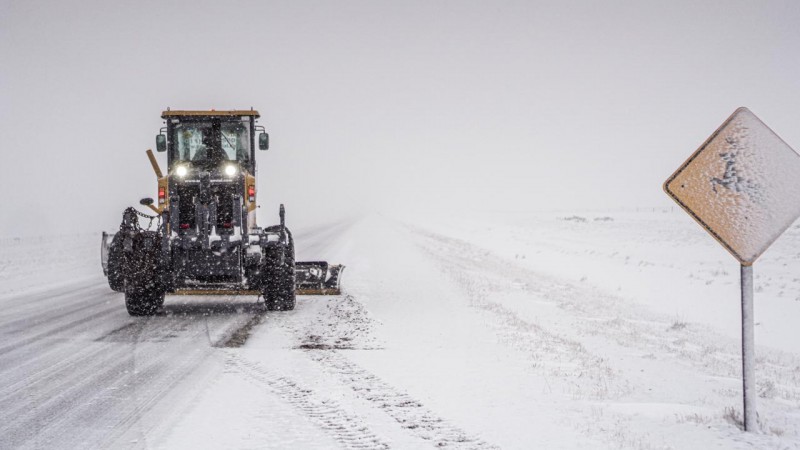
[740,264,755,431]
[664,107,800,432]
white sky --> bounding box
[2,0,800,235]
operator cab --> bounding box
[156,109,268,175]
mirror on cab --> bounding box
[156,134,166,152]
[140,198,154,206]
[259,132,269,150]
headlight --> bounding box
[224,164,238,177]
[175,165,188,177]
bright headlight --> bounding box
[224,164,238,177]
[175,165,188,177]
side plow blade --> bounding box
[296,262,345,295]
[100,232,115,276]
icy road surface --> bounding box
[1,212,799,449]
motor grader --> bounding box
[101,109,343,316]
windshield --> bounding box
[172,120,251,163]
[221,122,251,161]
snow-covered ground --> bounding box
[1,211,799,449]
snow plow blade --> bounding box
[295,262,344,295]
[100,232,114,276]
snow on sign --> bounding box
[664,107,800,265]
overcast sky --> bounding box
[2,0,800,235]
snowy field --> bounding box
[1,211,799,449]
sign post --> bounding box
[664,107,800,432]
[740,264,755,430]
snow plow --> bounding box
[100,109,343,315]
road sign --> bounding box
[664,107,800,265]
[664,107,800,432]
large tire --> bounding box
[123,232,165,316]
[263,243,296,311]
[278,246,296,311]
[106,233,125,292]
[125,289,164,316]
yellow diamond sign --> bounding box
[664,107,800,265]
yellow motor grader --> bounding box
[101,109,343,316]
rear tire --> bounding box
[263,243,296,311]
[107,234,125,292]
[125,289,164,316]
[123,231,165,317]
[278,251,296,311]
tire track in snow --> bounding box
[0,340,120,405]
[0,287,266,449]
[0,313,217,450]
[305,350,497,450]
[282,295,496,449]
[91,342,213,449]
[227,355,391,450]
[0,281,105,317]
[0,294,120,355]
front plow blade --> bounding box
[295,261,344,295]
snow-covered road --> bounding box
[0,277,263,448]
[1,213,799,449]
